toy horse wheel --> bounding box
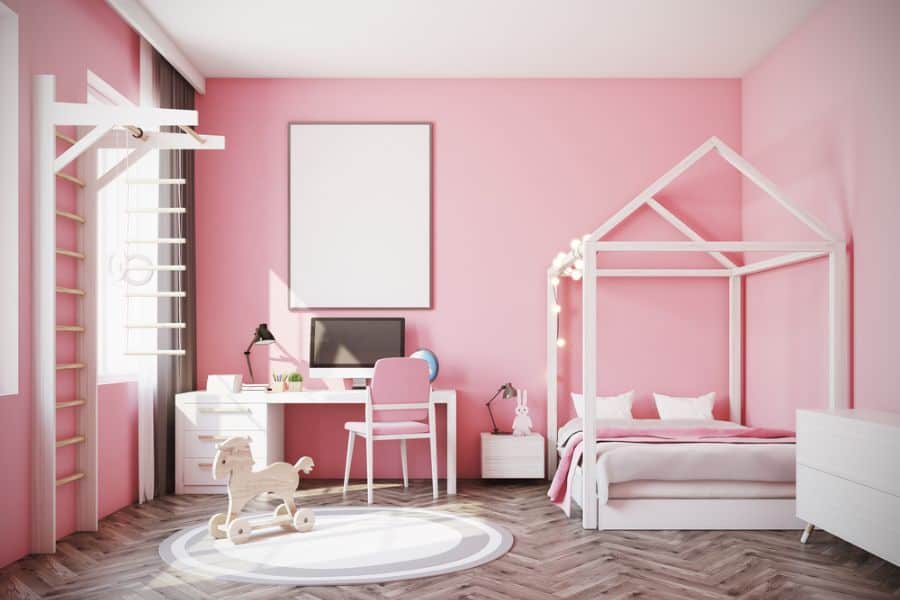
[228,517,253,544]
[293,508,315,532]
[274,503,294,530]
[208,513,228,539]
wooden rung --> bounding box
[126,178,186,185]
[56,171,86,187]
[125,238,186,245]
[56,209,86,224]
[56,399,86,409]
[56,248,85,260]
[56,325,85,332]
[125,207,186,214]
[178,125,205,144]
[126,291,186,298]
[56,286,85,296]
[55,130,77,145]
[124,350,186,356]
[56,363,85,370]
[125,322,186,329]
[56,435,86,448]
[56,472,85,487]
[125,265,186,272]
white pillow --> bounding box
[653,392,715,420]
[571,391,634,419]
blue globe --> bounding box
[410,348,439,382]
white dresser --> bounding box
[797,409,900,566]
[175,391,284,494]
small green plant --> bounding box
[288,372,303,383]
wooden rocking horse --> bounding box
[208,436,316,544]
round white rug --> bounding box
[159,506,513,586]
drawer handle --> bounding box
[198,407,252,414]
[198,463,213,469]
[197,434,230,442]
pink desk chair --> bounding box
[342,357,438,504]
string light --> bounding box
[570,270,583,281]
[552,252,568,270]
[551,276,560,287]
[556,338,566,348]
[552,304,561,313]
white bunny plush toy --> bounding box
[511,391,533,436]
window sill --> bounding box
[98,373,140,386]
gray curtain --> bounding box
[155,52,197,496]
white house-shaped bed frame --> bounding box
[545,136,848,531]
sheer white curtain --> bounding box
[96,143,159,504]
[92,50,161,503]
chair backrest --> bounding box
[369,357,430,422]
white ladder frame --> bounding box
[31,73,224,553]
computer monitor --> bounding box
[309,318,405,385]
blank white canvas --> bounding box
[289,123,431,308]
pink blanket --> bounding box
[548,426,795,517]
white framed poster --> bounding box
[289,123,431,308]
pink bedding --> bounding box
[549,422,796,517]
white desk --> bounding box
[175,389,456,495]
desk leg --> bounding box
[447,400,457,495]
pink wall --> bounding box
[0,0,140,567]
[741,0,900,426]
[195,79,743,480]
[98,381,139,519]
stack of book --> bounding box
[241,383,269,392]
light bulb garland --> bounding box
[549,232,596,349]
[553,280,563,350]
[549,232,592,282]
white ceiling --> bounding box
[137,0,822,79]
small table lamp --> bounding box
[243,323,275,383]
[485,382,518,435]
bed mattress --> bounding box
[556,418,796,503]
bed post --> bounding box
[546,270,558,478]
[828,244,850,409]
[728,275,743,424]
[581,240,598,530]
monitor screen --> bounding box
[309,318,405,368]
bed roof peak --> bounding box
[587,135,837,244]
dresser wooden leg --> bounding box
[801,522,815,544]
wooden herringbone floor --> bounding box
[2,480,899,599]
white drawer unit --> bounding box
[797,409,900,566]
[182,458,219,486]
[183,430,269,459]
[481,432,544,479]
[175,392,284,494]
[179,402,269,430]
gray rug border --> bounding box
[159,506,515,587]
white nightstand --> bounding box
[480,432,545,479]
